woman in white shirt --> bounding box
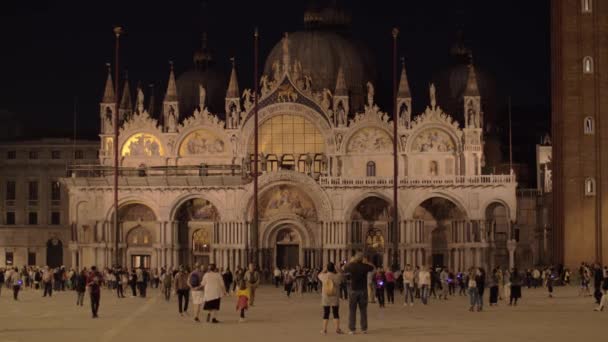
[201,264,226,323]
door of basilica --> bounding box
[275,227,300,269]
[276,245,299,269]
[131,255,151,269]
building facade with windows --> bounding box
[0,139,98,267]
[551,0,608,267]
[62,21,517,272]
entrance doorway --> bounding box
[432,254,444,268]
[275,227,300,269]
[276,245,299,269]
[131,255,151,269]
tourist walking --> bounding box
[162,270,173,301]
[467,269,479,311]
[189,264,205,322]
[367,267,376,303]
[10,268,22,300]
[594,266,608,311]
[236,280,250,322]
[489,268,499,306]
[344,252,374,335]
[284,269,295,297]
[244,264,260,306]
[222,268,233,295]
[0,268,4,297]
[273,267,282,288]
[475,268,486,311]
[419,266,431,305]
[403,264,415,306]
[374,269,386,308]
[440,267,449,300]
[75,269,87,306]
[174,266,190,316]
[201,264,226,323]
[87,266,102,318]
[546,267,555,298]
[385,268,395,304]
[42,266,53,297]
[318,262,344,335]
[509,268,523,306]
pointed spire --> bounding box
[397,58,411,98]
[464,63,480,97]
[334,66,348,96]
[102,63,115,103]
[226,57,240,98]
[164,61,178,102]
[119,71,132,109]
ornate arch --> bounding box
[240,171,332,222]
[407,125,459,154]
[404,106,463,154]
[482,199,514,222]
[260,215,314,249]
[126,225,154,247]
[344,191,405,221]
[104,196,160,222]
[169,192,224,221]
[175,108,231,157]
[404,191,469,219]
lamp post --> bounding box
[113,26,123,267]
[391,27,400,270]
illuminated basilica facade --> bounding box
[63,28,517,272]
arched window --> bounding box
[583,56,594,74]
[582,0,592,13]
[281,154,295,170]
[297,154,308,173]
[585,177,596,196]
[584,116,595,135]
[366,161,376,177]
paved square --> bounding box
[0,285,604,342]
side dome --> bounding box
[264,30,375,111]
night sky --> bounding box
[0,0,550,173]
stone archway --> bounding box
[274,227,301,269]
[414,197,465,268]
[174,198,220,267]
[350,196,393,267]
[117,203,157,268]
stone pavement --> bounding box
[0,285,604,342]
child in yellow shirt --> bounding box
[236,281,250,322]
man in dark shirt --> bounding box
[344,252,374,334]
[87,266,102,318]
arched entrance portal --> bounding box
[118,203,157,269]
[46,238,63,268]
[414,197,464,268]
[275,227,300,269]
[174,198,219,266]
[351,196,392,267]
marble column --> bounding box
[507,239,517,269]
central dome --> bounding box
[264,30,375,111]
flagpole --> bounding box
[508,96,513,174]
[252,27,260,266]
[392,27,400,270]
[113,26,123,267]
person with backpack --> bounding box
[244,263,260,306]
[236,280,250,322]
[9,267,22,301]
[189,264,205,322]
[174,266,190,316]
[318,262,344,335]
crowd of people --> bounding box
[1,257,607,333]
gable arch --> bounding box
[344,126,394,155]
[104,196,160,222]
[406,125,460,154]
[404,191,469,220]
[168,193,224,221]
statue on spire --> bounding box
[282,32,290,75]
[366,82,374,108]
[429,83,437,109]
